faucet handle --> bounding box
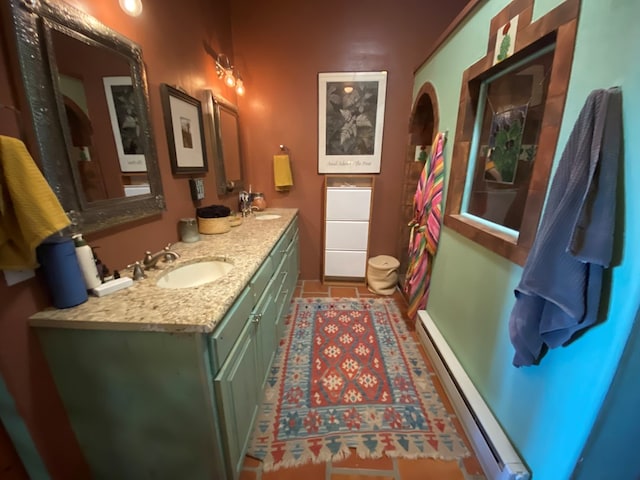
[127,261,147,280]
[162,244,180,263]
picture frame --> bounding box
[160,84,208,174]
[318,71,387,174]
[103,76,147,172]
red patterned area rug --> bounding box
[247,297,469,471]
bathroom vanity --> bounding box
[30,209,299,480]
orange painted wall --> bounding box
[0,0,467,477]
[230,0,468,279]
[0,0,235,477]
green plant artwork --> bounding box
[483,104,528,184]
[325,81,379,155]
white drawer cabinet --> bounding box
[323,176,374,283]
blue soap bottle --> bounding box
[36,236,88,309]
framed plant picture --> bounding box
[318,71,387,174]
[160,84,208,174]
[103,76,147,172]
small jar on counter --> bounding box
[251,192,267,211]
[178,218,200,243]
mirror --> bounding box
[8,0,164,233]
[443,0,579,266]
[203,91,244,195]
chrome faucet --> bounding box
[143,244,180,269]
[239,190,253,217]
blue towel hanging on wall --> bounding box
[508,87,622,367]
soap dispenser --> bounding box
[73,234,102,290]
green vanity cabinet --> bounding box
[215,215,299,479]
[33,213,300,480]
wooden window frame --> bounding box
[444,0,580,265]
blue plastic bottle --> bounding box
[36,236,88,309]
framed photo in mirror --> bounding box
[160,84,208,174]
[103,76,147,173]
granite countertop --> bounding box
[29,208,298,334]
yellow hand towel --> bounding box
[0,136,70,269]
[274,154,293,191]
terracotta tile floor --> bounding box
[241,280,485,480]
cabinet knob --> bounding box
[251,313,262,324]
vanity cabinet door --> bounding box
[253,288,278,388]
[209,287,253,373]
[284,231,299,301]
[214,321,259,480]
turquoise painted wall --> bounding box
[414,0,640,479]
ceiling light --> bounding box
[119,0,143,17]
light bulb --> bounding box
[224,70,236,88]
[235,78,245,96]
[119,0,143,16]
[344,86,354,94]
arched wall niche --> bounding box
[397,81,440,285]
[409,82,439,146]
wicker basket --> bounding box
[197,216,231,234]
[229,216,243,227]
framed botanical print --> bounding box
[318,71,387,174]
[103,76,146,172]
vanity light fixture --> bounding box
[235,75,245,96]
[215,53,246,95]
[119,0,143,16]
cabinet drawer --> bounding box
[324,250,367,277]
[210,287,253,371]
[270,232,289,269]
[326,188,372,220]
[250,256,274,305]
[325,221,369,250]
[271,218,298,269]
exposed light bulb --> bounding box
[344,86,354,94]
[119,0,143,16]
[224,70,236,88]
[235,78,245,96]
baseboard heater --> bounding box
[416,311,530,480]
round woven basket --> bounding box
[197,216,231,234]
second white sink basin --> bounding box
[255,214,281,220]
[156,260,233,289]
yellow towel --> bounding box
[0,136,70,269]
[274,154,293,191]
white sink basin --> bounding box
[156,260,233,289]
[255,214,281,220]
